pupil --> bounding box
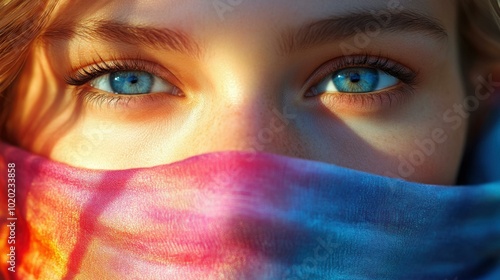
[128,76,139,84]
[350,73,361,83]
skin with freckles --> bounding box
[5,0,468,184]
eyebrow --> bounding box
[43,20,202,58]
[277,11,448,55]
[43,10,447,58]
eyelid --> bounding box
[65,59,184,90]
[64,59,186,109]
[301,55,418,96]
[301,55,419,113]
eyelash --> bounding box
[65,59,181,107]
[304,54,419,111]
[65,54,418,110]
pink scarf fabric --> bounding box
[1,142,500,279]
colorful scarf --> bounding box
[1,142,499,279]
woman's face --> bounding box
[7,0,467,184]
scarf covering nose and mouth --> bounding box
[0,142,499,280]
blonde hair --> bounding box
[461,0,500,63]
[0,1,56,92]
[0,0,56,137]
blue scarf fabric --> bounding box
[466,109,500,184]
[1,139,500,279]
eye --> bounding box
[303,56,418,112]
[312,67,399,95]
[90,70,175,95]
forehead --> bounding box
[48,0,456,37]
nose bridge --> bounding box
[188,78,306,162]
[207,90,296,153]
[192,39,304,157]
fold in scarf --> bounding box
[1,142,499,280]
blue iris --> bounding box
[333,68,379,93]
[109,71,153,94]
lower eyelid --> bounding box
[74,88,174,109]
[302,55,417,96]
[312,85,415,114]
